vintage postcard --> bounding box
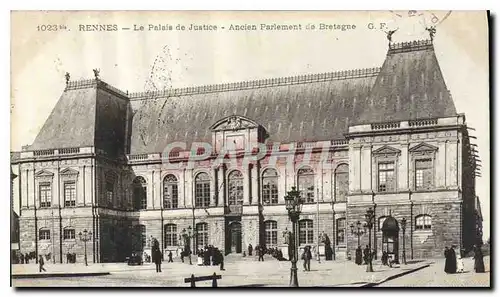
[10,10,490,287]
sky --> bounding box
[10,11,490,240]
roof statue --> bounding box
[426,26,436,41]
[65,72,70,85]
[385,29,398,43]
[93,68,100,80]
[227,116,242,130]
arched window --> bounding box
[334,164,349,202]
[195,172,211,208]
[336,218,346,245]
[228,170,243,205]
[264,220,278,246]
[133,176,147,210]
[297,167,315,203]
[164,224,178,247]
[299,219,314,245]
[163,175,178,209]
[262,169,279,205]
[415,215,432,230]
[378,216,388,232]
[196,222,209,250]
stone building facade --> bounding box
[11,39,479,263]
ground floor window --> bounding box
[265,220,278,246]
[299,219,314,245]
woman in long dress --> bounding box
[473,245,485,273]
[455,247,464,273]
[197,249,203,266]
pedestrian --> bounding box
[219,249,225,271]
[168,251,173,263]
[301,246,311,271]
[258,246,265,262]
[473,244,485,273]
[20,253,24,264]
[381,251,388,266]
[39,255,46,272]
[355,246,363,265]
[455,247,464,273]
[444,247,452,273]
[363,245,369,265]
[25,253,29,264]
[197,249,203,266]
[449,245,457,273]
[180,251,185,263]
[248,244,253,256]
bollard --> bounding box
[212,272,218,287]
[190,274,196,287]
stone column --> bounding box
[210,168,217,207]
[217,165,226,206]
[78,166,85,206]
[243,165,250,205]
[399,144,409,191]
[360,145,372,192]
[250,163,259,205]
[148,170,155,209]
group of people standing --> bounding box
[354,245,375,266]
[445,244,485,274]
[196,245,225,270]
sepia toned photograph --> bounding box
[10,10,490,287]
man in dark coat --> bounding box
[25,253,29,264]
[363,245,370,265]
[444,247,452,273]
[449,246,457,273]
[39,255,46,272]
[168,251,173,263]
[473,245,485,273]
[355,246,363,265]
[248,244,253,256]
[258,245,265,262]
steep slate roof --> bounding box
[27,39,459,156]
[30,80,130,158]
[129,70,378,154]
[30,87,98,150]
[357,40,457,124]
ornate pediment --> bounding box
[211,115,259,131]
[372,145,401,156]
[35,169,54,178]
[409,142,438,153]
[60,167,79,176]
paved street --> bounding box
[377,256,490,287]
[12,255,431,287]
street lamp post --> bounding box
[181,227,194,265]
[401,217,407,265]
[365,207,374,272]
[284,186,303,287]
[349,221,365,247]
[78,229,92,266]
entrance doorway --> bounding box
[228,222,242,254]
[381,216,399,264]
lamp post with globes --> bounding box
[180,226,194,265]
[78,229,92,266]
[401,217,407,265]
[365,207,375,272]
[284,186,303,287]
[350,221,365,247]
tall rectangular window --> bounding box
[299,220,314,245]
[415,159,433,190]
[164,224,178,247]
[39,183,51,208]
[336,218,346,245]
[106,182,114,206]
[378,162,395,192]
[265,221,278,246]
[64,181,76,207]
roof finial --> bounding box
[426,26,436,41]
[93,68,100,80]
[385,28,398,43]
[65,72,70,85]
